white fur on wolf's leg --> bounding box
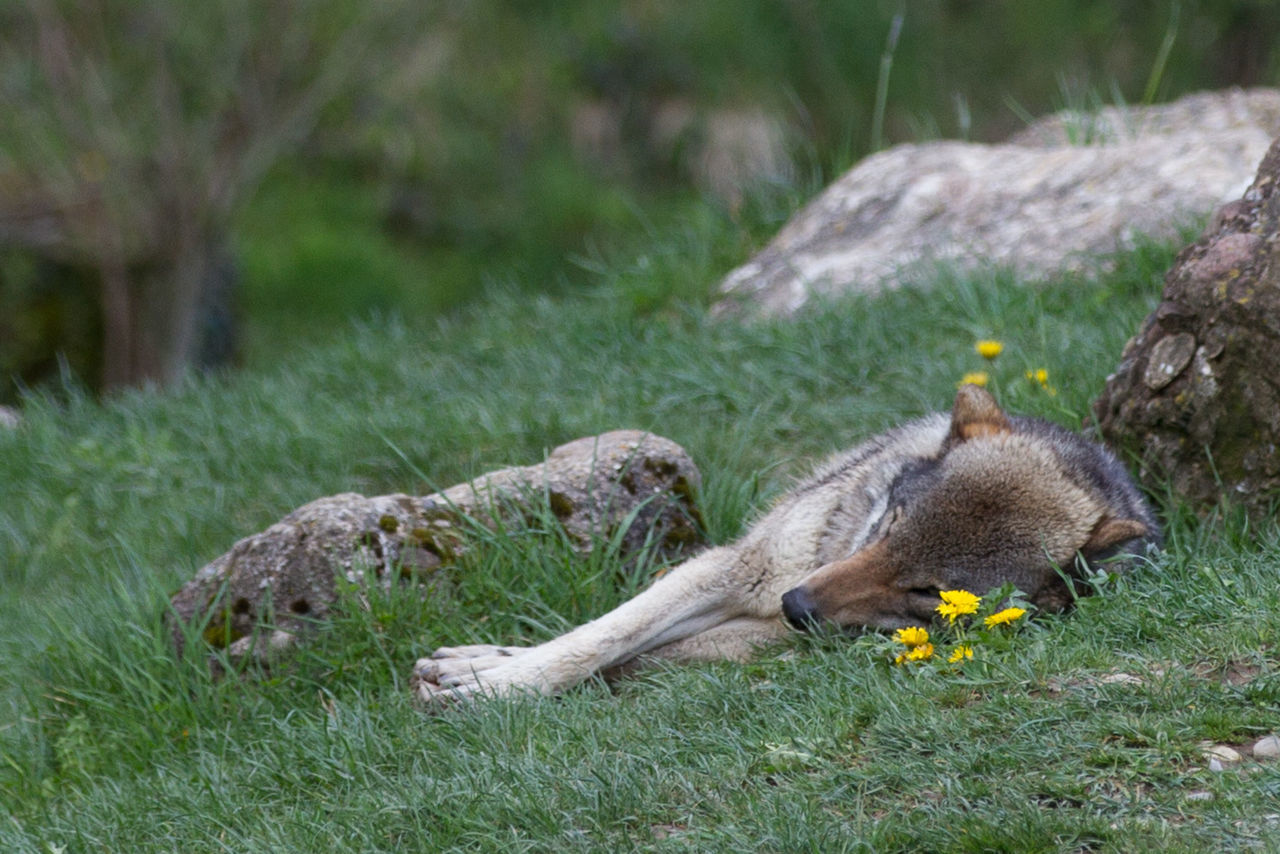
[602,616,791,681]
[413,546,750,704]
[641,616,791,664]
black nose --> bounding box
[781,587,821,630]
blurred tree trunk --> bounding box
[1093,137,1280,520]
[0,0,420,390]
[99,241,226,388]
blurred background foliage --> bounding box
[1,0,1277,401]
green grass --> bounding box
[4,228,1279,851]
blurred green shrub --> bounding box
[0,0,426,396]
[0,251,102,395]
[360,0,1278,200]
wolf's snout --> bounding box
[781,587,820,630]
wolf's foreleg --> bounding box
[413,546,748,702]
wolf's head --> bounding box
[781,385,1159,631]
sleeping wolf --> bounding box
[412,385,1158,703]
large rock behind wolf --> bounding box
[168,431,703,664]
[717,88,1280,315]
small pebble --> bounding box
[1202,743,1242,764]
[1252,734,1280,759]
[1100,672,1143,685]
[1186,790,1214,802]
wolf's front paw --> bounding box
[415,653,527,689]
[412,643,526,684]
[411,659,547,705]
[410,644,536,705]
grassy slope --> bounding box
[3,233,1279,851]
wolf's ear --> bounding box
[948,384,1012,442]
[1084,517,1149,552]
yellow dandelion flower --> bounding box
[948,645,974,664]
[936,604,963,623]
[984,607,1027,628]
[935,589,981,624]
[958,371,989,388]
[895,643,935,664]
[1025,368,1058,396]
[939,590,980,608]
[906,643,934,661]
[975,340,1004,359]
[893,626,930,648]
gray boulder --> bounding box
[168,430,703,666]
[717,88,1280,316]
